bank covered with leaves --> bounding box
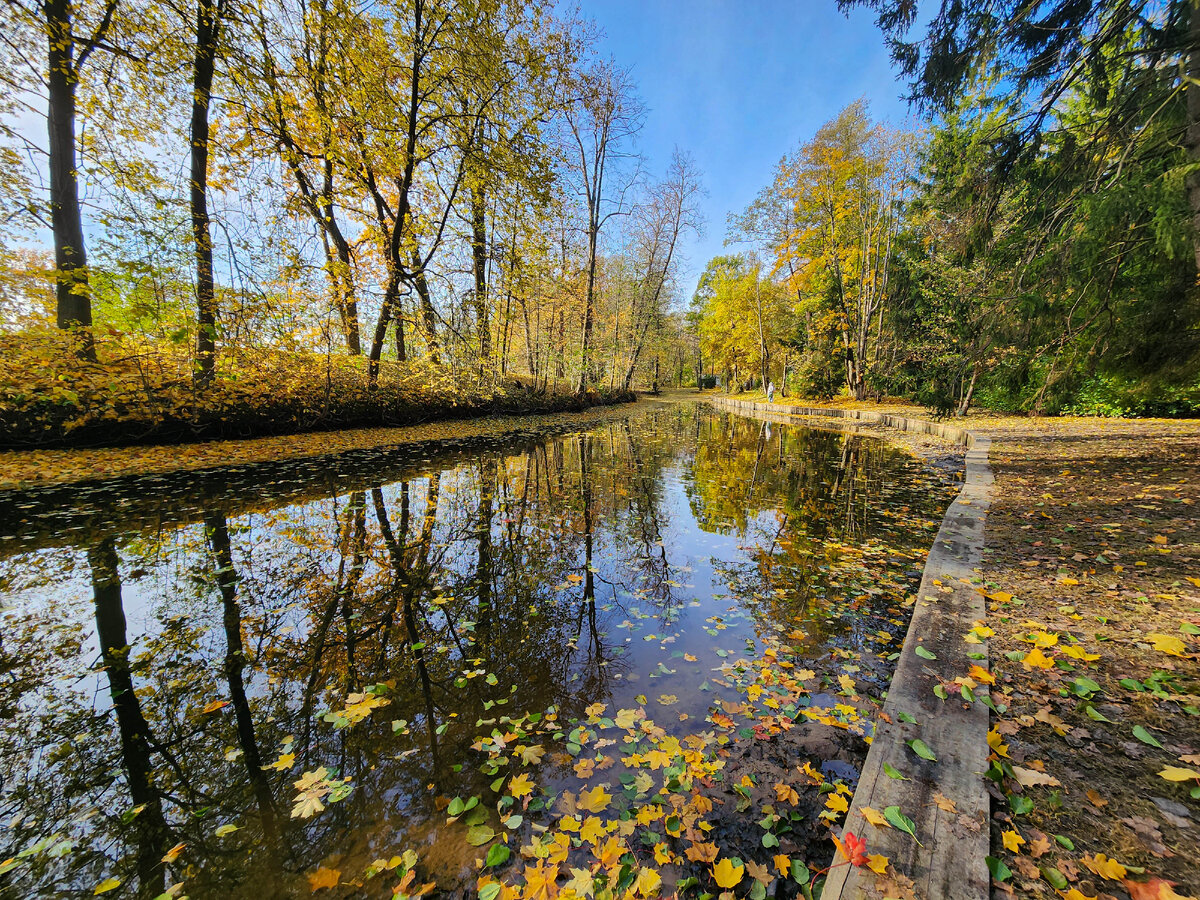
[0,330,634,448]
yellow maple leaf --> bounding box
[520,745,546,766]
[653,842,672,865]
[522,861,560,900]
[968,664,995,685]
[576,785,612,814]
[1060,890,1098,900]
[773,854,790,876]
[267,752,295,771]
[824,792,849,815]
[774,782,799,805]
[614,709,639,730]
[711,858,745,889]
[579,816,607,845]
[866,854,889,875]
[1001,829,1025,854]
[509,773,534,799]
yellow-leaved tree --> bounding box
[770,101,913,399]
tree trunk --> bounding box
[323,167,361,354]
[1187,0,1200,273]
[191,0,223,386]
[577,228,598,393]
[411,251,441,365]
[205,514,279,841]
[957,361,981,417]
[470,182,490,364]
[44,0,95,359]
[368,269,403,384]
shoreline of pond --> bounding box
[0,389,643,493]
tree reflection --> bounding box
[88,538,168,898]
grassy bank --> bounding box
[0,329,633,449]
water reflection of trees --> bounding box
[687,411,953,661]
[0,411,699,896]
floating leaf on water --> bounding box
[484,844,510,867]
[466,824,495,846]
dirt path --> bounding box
[980,418,1200,900]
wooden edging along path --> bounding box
[709,397,993,900]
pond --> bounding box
[0,403,962,899]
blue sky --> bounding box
[581,0,918,299]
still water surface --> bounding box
[0,404,960,898]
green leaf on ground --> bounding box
[908,738,936,761]
[1132,725,1164,748]
[883,806,920,844]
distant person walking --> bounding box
[767,381,775,404]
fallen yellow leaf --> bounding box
[968,664,995,685]
[866,853,889,875]
[711,858,745,889]
[1002,829,1025,854]
[576,785,612,814]
[860,807,890,828]
[509,773,534,799]
[1022,647,1054,670]
[1082,852,1126,881]
[1146,634,1187,657]
[1158,766,1200,782]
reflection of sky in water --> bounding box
[0,405,959,897]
